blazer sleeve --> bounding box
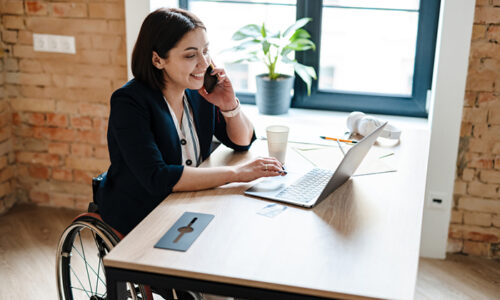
[109,92,183,196]
[213,107,256,151]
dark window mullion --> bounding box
[294,0,322,107]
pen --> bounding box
[320,136,358,144]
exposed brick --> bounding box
[464,91,476,107]
[475,7,500,24]
[459,196,500,213]
[70,116,92,130]
[0,156,8,170]
[28,165,50,179]
[0,166,14,182]
[480,169,500,183]
[19,73,51,86]
[94,145,108,159]
[12,45,35,58]
[488,25,500,42]
[477,92,499,106]
[489,108,500,124]
[78,49,110,65]
[3,1,25,15]
[71,143,92,157]
[468,137,491,153]
[48,143,69,155]
[29,190,49,204]
[50,3,87,18]
[33,127,78,142]
[79,103,108,117]
[56,101,79,114]
[25,18,108,35]
[24,112,46,126]
[65,157,108,172]
[451,224,500,243]
[3,15,24,29]
[0,127,12,143]
[467,181,498,197]
[466,68,497,91]
[65,76,111,89]
[466,153,494,169]
[476,0,490,5]
[18,30,32,45]
[91,35,122,50]
[108,20,125,34]
[462,107,488,123]
[461,122,472,137]
[2,30,18,43]
[16,151,60,167]
[4,58,18,72]
[0,182,11,198]
[0,140,12,156]
[52,168,73,182]
[73,169,93,184]
[450,209,463,224]
[463,168,476,181]
[494,143,500,154]
[11,98,55,112]
[472,24,487,40]
[493,214,500,227]
[49,193,74,208]
[79,130,106,145]
[446,238,463,253]
[454,180,467,195]
[19,59,43,73]
[463,240,490,256]
[25,1,48,16]
[89,3,124,20]
[464,211,492,227]
[46,113,68,127]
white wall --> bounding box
[125,0,477,259]
[420,0,476,258]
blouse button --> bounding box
[180,139,187,145]
[186,159,192,166]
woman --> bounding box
[97,8,284,237]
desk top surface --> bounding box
[104,123,429,300]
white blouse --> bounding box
[163,94,201,167]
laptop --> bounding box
[244,122,388,208]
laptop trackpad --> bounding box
[246,172,302,194]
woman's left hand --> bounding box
[198,65,238,111]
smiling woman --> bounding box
[97,5,287,260]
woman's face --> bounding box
[158,28,210,92]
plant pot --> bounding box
[255,74,294,115]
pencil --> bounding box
[320,136,358,144]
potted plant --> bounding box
[228,18,317,115]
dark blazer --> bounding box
[97,79,255,235]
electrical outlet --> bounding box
[33,33,75,54]
[427,191,448,210]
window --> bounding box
[178,0,440,117]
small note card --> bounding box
[257,203,287,218]
[155,212,214,252]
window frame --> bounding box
[181,0,441,118]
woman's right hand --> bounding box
[233,157,286,182]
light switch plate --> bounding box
[33,33,76,54]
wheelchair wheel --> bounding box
[56,215,149,300]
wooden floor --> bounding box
[1,204,499,300]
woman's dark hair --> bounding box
[131,8,205,91]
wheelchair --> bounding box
[55,173,202,300]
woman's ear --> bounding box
[152,51,164,70]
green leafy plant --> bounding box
[228,18,317,95]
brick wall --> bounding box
[0,0,126,213]
[448,0,500,258]
[0,0,15,213]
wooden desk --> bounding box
[104,128,429,300]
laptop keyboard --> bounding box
[276,168,334,203]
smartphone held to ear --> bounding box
[203,64,218,93]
